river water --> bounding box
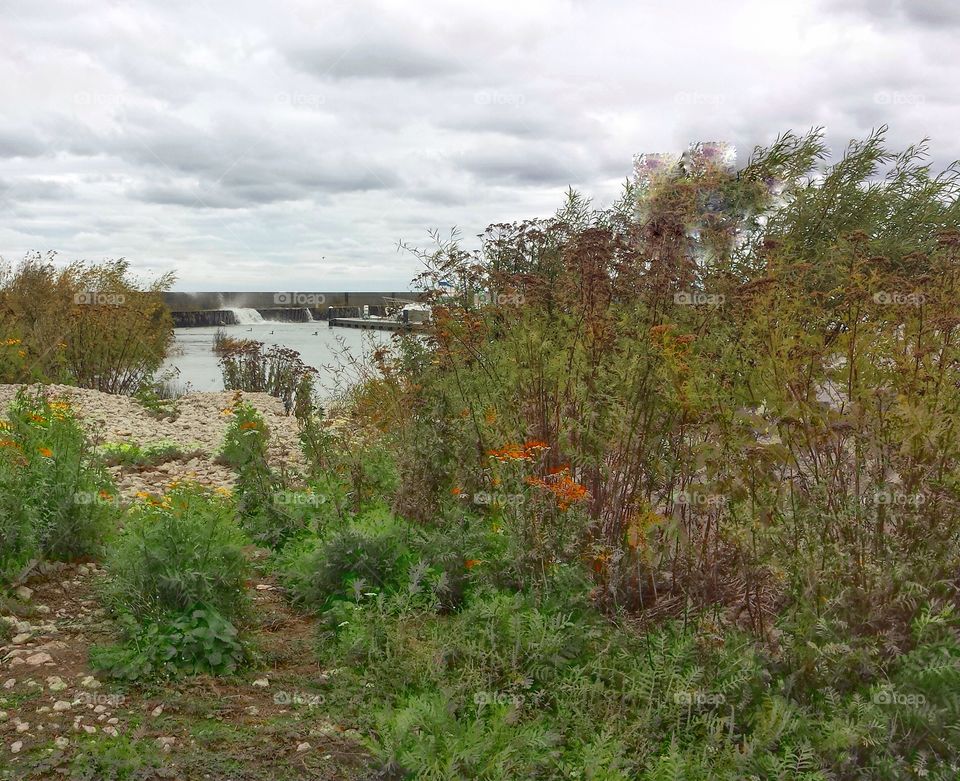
[162,316,388,397]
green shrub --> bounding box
[282,506,412,611]
[100,440,198,468]
[91,607,248,681]
[102,483,249,623]
[0,390,116,579]
[216,397,310,548]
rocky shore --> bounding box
[0,384,310,500]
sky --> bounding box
[0,0,957,291]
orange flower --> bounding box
[0,438,19,449]
[450,486,463,496]
[38,446,53,458]
[464,559,481,569]
[239,421,259,431]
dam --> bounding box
[163,291,427,328]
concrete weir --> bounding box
[164,292,426,328]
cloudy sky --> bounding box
[0,0,956,291]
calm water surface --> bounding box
[163,320,388,397]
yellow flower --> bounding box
[134,491,152,500]
[17,350,26,358]
[214,486,232,496]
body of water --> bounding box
[163,315,387,396]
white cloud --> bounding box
[0,0,958,290]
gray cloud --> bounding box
[0,0,958,290]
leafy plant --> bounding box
[102,483,249,623]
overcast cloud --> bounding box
[0,0,957,290]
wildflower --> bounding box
[239,421,259,431]
[4,338,21,346]
[29,414,45,424]
[464,559,481,569]
[0,438,19,449]
[484,408,497,425]
[214,486,232,496]
[17,350,26,358]
[98,490,113,501]
[38,446,53,458]
[134,491,152,500]
[450,486,463,496]
[220,408,234,416]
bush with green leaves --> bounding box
[0,390,116,580]
[96,484,251,681]
[91,607,248,681]
[216,396,311,548]
[102,483,249,623]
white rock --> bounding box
[46,676,67,692]
[53,701,71,712]
[14,586,32,601]
[82,725,96,734]
[80,676,101,689]
[12,633,31,644]
[93,705,106,714]
[150,705,163,717]
[2,679,14,689]
[16,721,29,732]
[25,652,53,666]
[252,678,269,688]
[35,606,51,615]
[0,711,6,721]
[156,736,175,752]
[107,718,118,725]
[296,741,311,752]
[103,726,118,736]
[11,740,22,754]
[55,737,69,748]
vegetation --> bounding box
[4,129,960,779]
[0,389,116,581]
[0,253,174,393]
[219,339,318,418]
[94,483,251,680]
